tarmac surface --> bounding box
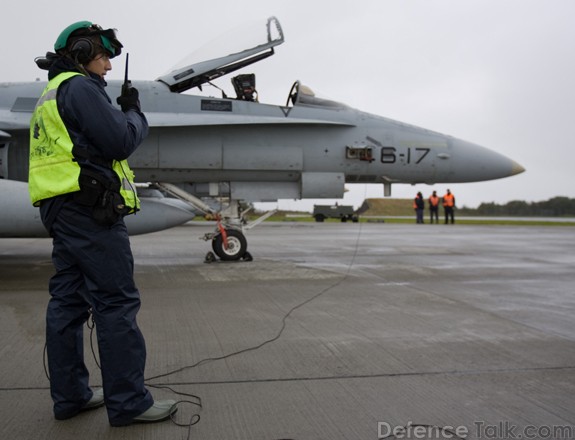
[1,221,574,440]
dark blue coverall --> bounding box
[40,57,153,425]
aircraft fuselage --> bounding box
[0,79,524,203]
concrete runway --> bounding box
[1,222,574,439]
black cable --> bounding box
[42,341,49,381]
[42,309,99,382]
[85,315,204,433]
[86,311,100,370]
[169,400,201,440]
[146,275,353,383]
[145,220,364,384]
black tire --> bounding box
[212,229,248,261]
[314,214,325,222]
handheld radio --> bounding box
[122,53,131,96]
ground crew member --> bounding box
[443,189,456,224]
[29,21,176,426]
[414,192,424,224]
[428,190,439,223]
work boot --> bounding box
[132,400,177,424]
[54,388,105,420]
[82,388,105,411]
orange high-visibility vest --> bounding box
[429,195,439,207]
[443,193,455,207]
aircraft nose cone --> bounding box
[447,139,525,182]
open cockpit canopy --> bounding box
[157,17,284,93]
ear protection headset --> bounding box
[69,37,96,64]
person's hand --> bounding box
[116,86,141,112]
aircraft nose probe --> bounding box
[511,161,526,176]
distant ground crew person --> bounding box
[414,192,424,224]
[29,21,176,426]
[443,189,456,224]
[428,190,439,223]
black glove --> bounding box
[116,86,141,112]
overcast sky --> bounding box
[2,0,574,210]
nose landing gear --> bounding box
[205,227,253,263]
[154,182,270,263]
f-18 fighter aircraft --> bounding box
[0,17,524,260]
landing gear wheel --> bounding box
[212,229,248,261]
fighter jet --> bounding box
[0,17,524,259]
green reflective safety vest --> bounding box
[28,71,140,213]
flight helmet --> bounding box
[54,21,123,63]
